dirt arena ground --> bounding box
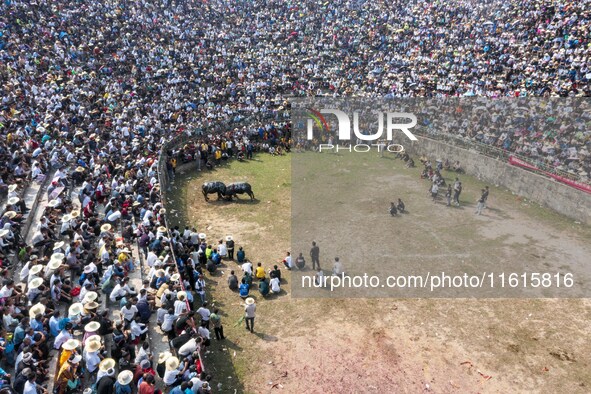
[166,152,591,394]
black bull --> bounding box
[202,182,255,201]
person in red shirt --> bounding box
[134,359,156,384]
[139,374,161,394]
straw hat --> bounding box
[83,301,99,310]
[7,197,19,205]
[75,166,85,173]
[47,259,61,270]
[158,351,172,364]
[226,235,233,241]
[156,269,166,277]
[170,273,180,282]
[82,291,98,303]
[68,303,84,316]
[84,340,101,353]
[117,370,134,386]
[29,303,46,319]
[8,184,17,193]
[53,241,65,250]
[245,297,255,305]
[132,201,141,207]
[159,208,166,214]
[100,223,112,232]
[47,199,59,208]
[61,339,80,351]
[198,233,206,240]
[3,211,17,219]
[177,291,187,301]
[70,209,80,218]
[28,277,44,290]
[86,334,101,344]
[61,214,72,223]
[28,264,43,276]
[51,252,65,261]
[84,321,101,333]
[165,356,180,371]
[0,229,8,238]
[157,226,167,233]
[99,358,116,372]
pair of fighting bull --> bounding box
[202,181,255,201]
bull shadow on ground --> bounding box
[205,197,260,205]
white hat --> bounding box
[8,184,17,193]
[68,303,84,316]
[158,351,172,364]
[3,211,17,219]
[84,321,101,333]
[83,301,99,310]
[117,370,134,385]
[71,354,82,364]
[245,297,255,305]
[170,273,180,282]
[70,209,80,218]
[51,252,65,261]
[99,358,116,372]
[177,291,187,301]
[165,356,180,371]
[226,235,233,241]
[84,340,101,353]
[0,229,9,238]
[100,223,112,232]
[198,233,206,240]
[28,264,43,276]
[28,277,44,289]
[83,265,93,274]
[47,259,61,270]
[29,303,46,319]
[53,241,65,250]
[47,199,59,208]
[61,214,72,223]
[62,339,80,351]
[83,291,98,303]
[7,197,19,206]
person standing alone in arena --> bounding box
[310,241,320,270]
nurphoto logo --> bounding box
[305,108,418,153]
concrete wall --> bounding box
[405,137,591,225]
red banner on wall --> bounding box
[508,156,591,195]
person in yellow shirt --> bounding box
[255,262,266,280]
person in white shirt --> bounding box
[178,337,199,357]
[196,303,211,328]
[332,257,345,276]
[217,240,227,258]
[146,251,158,267]
[23,375,40,394]
[120,300,139,324]
[282,252,293,270]
[161,309,178,336]
[197,323,210,345]
[270,276,281,293]
[130,319,148,341]
[174,296,188,316]
[241,261,253,275]
[54,327,73,350]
